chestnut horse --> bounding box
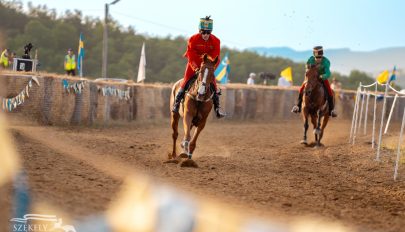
[168,54,218,167]
[301,64,330,147]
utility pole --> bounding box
[101,0,121,79]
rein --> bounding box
[186,67,214,102]
[186,92,214,102]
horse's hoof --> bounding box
[167,152,174,160]
[314,143,323,148]
[163,159,179,164]
[180,159,198,168]
[178,153,189,159]
[300,140,308,145]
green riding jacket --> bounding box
[307,56,331,80]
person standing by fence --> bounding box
[64,48,76,76]
[247,73,256,85]
[0,48,10,69]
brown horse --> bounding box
[168,54,218,167]
[301,64,330,147]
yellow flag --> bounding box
[280,67,293,82]
[376,70,389,84]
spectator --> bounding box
[64,48,76,76]
[247,72,256,85]
[0,48,9,69]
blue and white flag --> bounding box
[214,52,230,84]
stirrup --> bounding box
[291,105,300,113]
[215,108,226,119]
[330,110,338,118]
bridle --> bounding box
[304,67,321,98]
[187,65,215,102]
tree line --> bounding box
[0,1,376,89]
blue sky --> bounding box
[18,0,405,51]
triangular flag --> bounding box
[377,70,389,84]
[280,67,293,82]
[137,42,146,83]
[31,76,40,86]
[389,66,397,83]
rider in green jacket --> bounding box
[291,46,337,117]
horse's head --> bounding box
[304,64,322,97]
[195,54,218,101]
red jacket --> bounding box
[183,33,220,70]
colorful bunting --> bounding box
[97,86,131,101]
[62,79,86,94]
[1,77,39,112]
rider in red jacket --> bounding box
[172,16,225,118]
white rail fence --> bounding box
[349,81,405,181]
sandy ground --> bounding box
[3,117,405,232]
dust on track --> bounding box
[8,119,405,232]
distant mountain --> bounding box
[248,47,405,88]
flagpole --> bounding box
[80,58,83,77]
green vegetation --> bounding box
[0,1,376,89]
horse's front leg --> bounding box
[170,112,180,159]
[310,114,318,143]
[319,115,329,146]
[182,113,193,158]
[180,111,199,168]
[301,115,309,145]
[189,119,207,157]
[314,110,323,146]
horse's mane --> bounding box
[200,54,216,63]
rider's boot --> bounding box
[172,88,185,113]
[328,95,338,117]
[212,91,226,119]
[291,92,303,113]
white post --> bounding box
[394,107,405,181]
[376,83,389,161]
[364,93,370,135]
[350,86,360,143]
[372,84,378,149]
[358,91,365,132]
[352,87,362,145]
[80,58,83,77]
[384,94,398,134]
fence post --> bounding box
[394,107,405,181]
[376,83,389,161]
[350,86,360,143]
[384,94,398,134]
[364,92,370,135]
[372,83,378,149]
[352,86,362,145]
[358,90,365,132]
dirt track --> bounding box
[7,118,405,232]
